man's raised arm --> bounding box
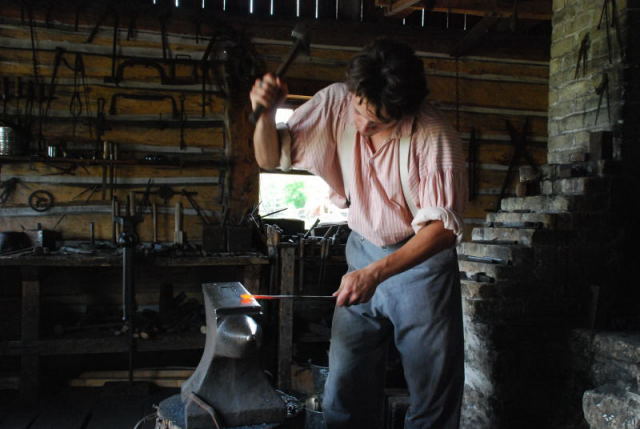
[249,73,288,170]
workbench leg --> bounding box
[277,247,295,391]
[19,267,40,402]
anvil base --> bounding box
[156,393,282,429]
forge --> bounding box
[156,282,290,429]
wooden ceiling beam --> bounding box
[378,0,552,21]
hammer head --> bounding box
[291,23,311,54]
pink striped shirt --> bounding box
[278,83,467,247]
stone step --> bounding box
[541,176,610,196]
[458,257,520,282]
[458,242,532,265]
[591,332,640,388]
[590,332,640,364]
[462,294,526,324]
[573,330,640,395]
[485,211,572,230]
[539,160,621,181]
[582,383,640,429]
[471,227,556,246]
[500,195,575,213]
[461,279,522,300]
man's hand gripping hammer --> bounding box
[249,23,310,124]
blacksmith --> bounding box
[250,38,467,429]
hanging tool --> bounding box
[170,55,199,85]
[73,185,100,202]
[141,178,153,211]
[317,225,336,290]
[128,191,136,216]
[69,54,88,139]
[468,128,478,201]
[0,178,20,204]
[114,212,144,384]
[89,222,95,246]
[158,3,173,60]
[28,190,54,212]
[598,0,626,63]
[297,237,305,294]
[179,93,187,150]
[174,202,184,246]
[181,189,211,224]
[126,8,139,41]
[595,73,610,125]
[598,0,613,63]
[157,184,197,205]
[152,201,158,243]
[101,142,111,201]
[1,77,11,116]
[95,97,109,145]
[112,196,119,245]
[509,0,519,32]
[494,119,538,212]
[107,58,199,85]
[303,218,320,238]
[262,207,288,218]
[44,164,80,176]
[109,142,117,200]
[109,93,179,119]
[249,23,310,123]
[575,34,590,79]
[73,0,87,32]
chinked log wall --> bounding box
[0,1,549,242]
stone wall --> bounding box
[459,1,639,428]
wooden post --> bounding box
[20,267,40,402]
[242,264,263,295]
[277,246,295,390]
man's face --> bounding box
[351,96,397,137]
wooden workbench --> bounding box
[0,252,269,402]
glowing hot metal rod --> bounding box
[240,293,336,304]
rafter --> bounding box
[377,0,552,20]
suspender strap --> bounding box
[338,124,357,205]
[338,125,417,216]
[399,134,418,216]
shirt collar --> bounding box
[391,114,415,140]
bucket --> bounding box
[304,396,327,429]
[304,407,326,429]
[310,363,329,399]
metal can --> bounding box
[47,144,60,158]
[0,126,16,156]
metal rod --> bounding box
[245,294,336,301]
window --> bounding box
[259,108,348,229]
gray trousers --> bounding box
[322,231,464,429]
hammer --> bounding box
[249,23,310,124]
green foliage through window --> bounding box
[284,181,306,208]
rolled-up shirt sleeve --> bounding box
[410,115,468,243]
[275,84,349,201]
